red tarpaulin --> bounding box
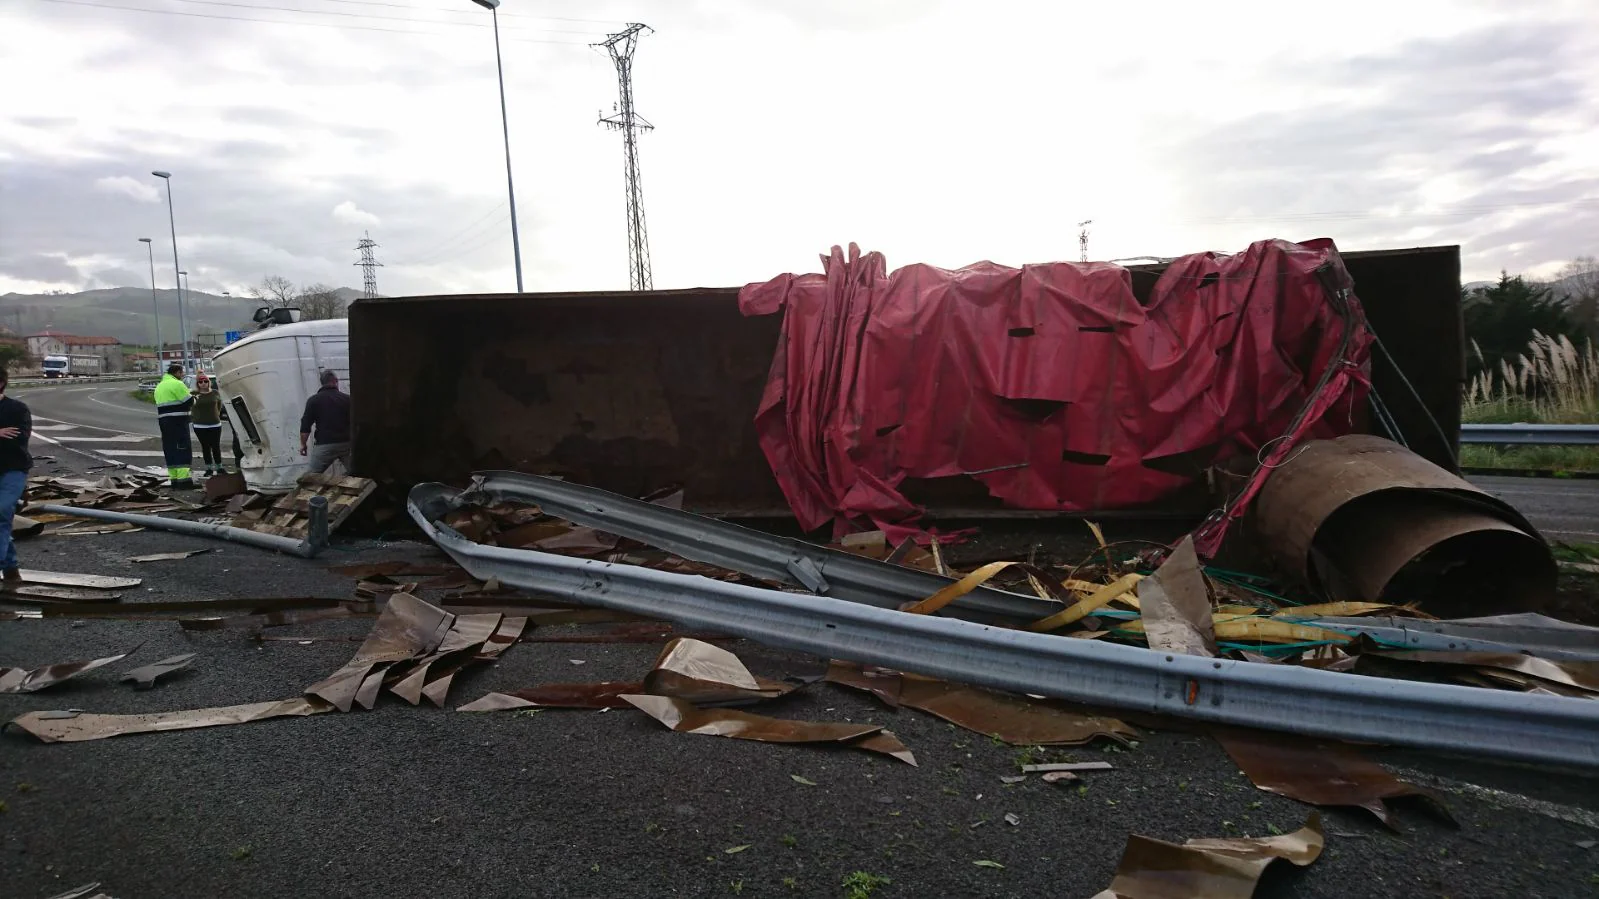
[739,239,1373,538]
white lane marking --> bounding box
[32,415,152,436]
[97,450,168,457]
[54,435,148,443]
[31,434,167,474]
[31,424,78,432]
[1393,767,1599,831]
[89,391,152,414]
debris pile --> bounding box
[407,472,1599,770]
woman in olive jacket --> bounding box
[191,374,226,476]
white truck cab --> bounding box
[211,311,349,493]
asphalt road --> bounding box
[1,399,1597,898]
[1473,475,1599,545]
[13,380,158,439]
[11,380,168,474]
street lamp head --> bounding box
[138,237,152,244]
[471,0,501,8]
[152,171,171,179]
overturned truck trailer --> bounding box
[350,244,1464,523]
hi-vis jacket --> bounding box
[154,374,195,419]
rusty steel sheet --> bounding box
[7,696,333,743]
[621,694,917,765]
[0,585,124,603]
[388,613,502,705]
[1253,435,1555,613]
[1215,727,1453,830]
[1091,813,1324,899]
[1136,536,1216,658]
[350,247,1461,517]
[417,615,527,708]
[459,682,638,711]
[457,637,803,712]
[1357,648,1599,695]
[119,653,197,690]
[303,593,454,711]
[16,570,141,590]
[1,648,135,694]
[826,662,1137,746]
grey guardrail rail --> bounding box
[12,373,150,387]
[1460,424,1599,445]
[409,480,1599,769]
[454,470,1060,624]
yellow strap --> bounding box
[1027,573,1144,632]
[900,561,1017,615]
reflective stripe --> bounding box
[192,423,222,429]
[158,411,193,419]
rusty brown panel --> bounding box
[1341,246,1464,471]
[349,288,787,512]
[1253,434,1555,612]
[1215,727,1454,830]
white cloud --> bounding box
[332,200,379,228]
[3,0,1597,293]
[93,175,159,203]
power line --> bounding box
[139,0,607,34]
[1166,197,1599,227]
[597,23,654,292]
[404,210,512,267]
[30,0,595,42]
[312,0,628,26]
[390,202,507,257]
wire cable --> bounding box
[312,0,628,26]
[143,0,607,34]
[29,0,594,43]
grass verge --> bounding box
[1458,444,1599,474]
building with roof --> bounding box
[25,332,125,372]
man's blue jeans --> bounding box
[0,469,27,571]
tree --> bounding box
[1463,271,1584,378]
[0,343,28,372]
[247,275,347,321]
[1553,256,1599,343]
[248,275,299,309]
[297,283,347,321]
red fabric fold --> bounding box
[741,239,1372,538]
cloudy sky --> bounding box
[2,0,1596,298]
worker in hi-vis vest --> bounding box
[153,362,196,489]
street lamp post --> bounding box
[471,0,524,292]
[178,270,191,376]
[151,171,192,377]
[138,237,162,371]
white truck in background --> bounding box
[210,308,349,493]
[40,354,104,378]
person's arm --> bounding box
[299,396,315,456]
[0,405,18,441]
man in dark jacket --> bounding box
[300,370,351,473]
[0,367,32,585]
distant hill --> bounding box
[0,286,363,345]
[1464,273,1591,302]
